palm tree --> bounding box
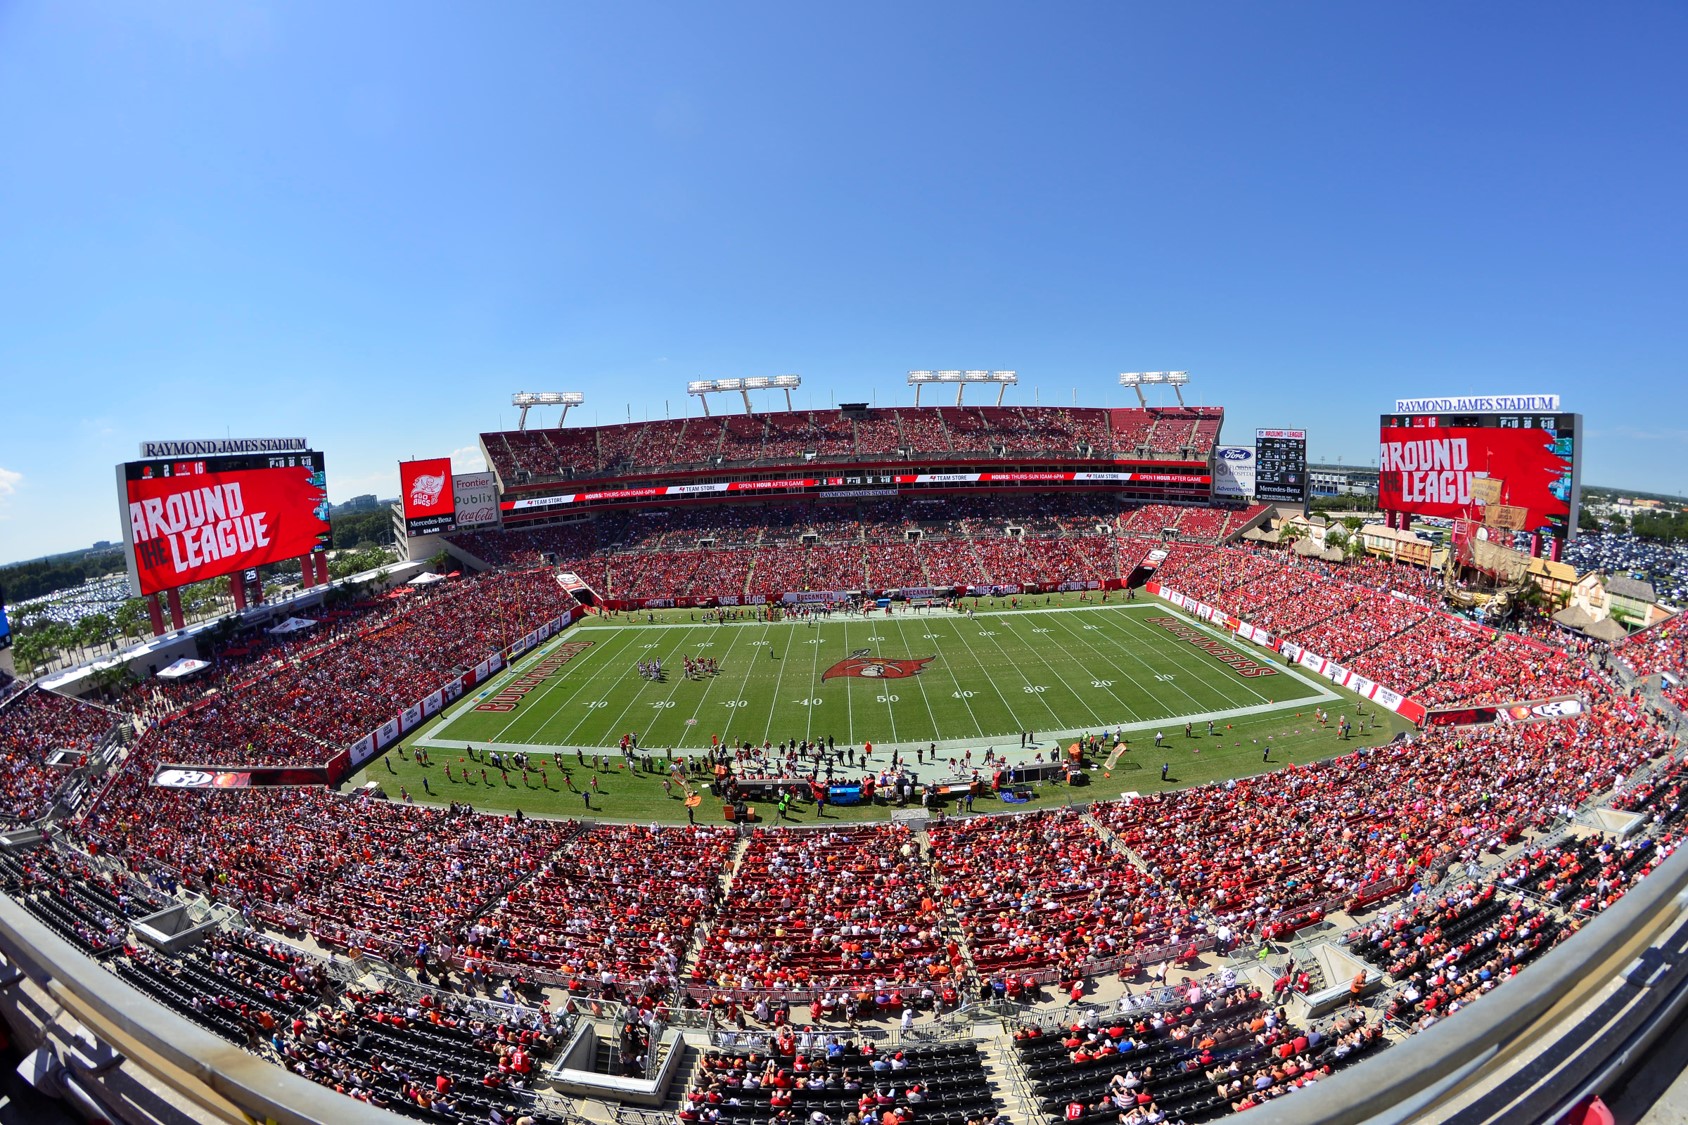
[114,598,148,641]
[80,612,115,655]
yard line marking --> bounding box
[1042,608,1216,718]
[1159,603,1334,699]
[423,618,656,746]
[940,612,1029,732]
[890,615,952,741]
[488,631,630,742]
[479,629,637,745]
[1009,612,1150,724]
[542,622,733,748]
[1092,607,1263,711]
[842,620,856,745]
[865,618,901,744]
[717,623,774,746]
[804,619,822,744]
[761,624,793,746]
[970,614,1094,729]
[678,622,758,748]
[584,628,702,748]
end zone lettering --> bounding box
[475,641,594,711]
[1147,615,1277,678]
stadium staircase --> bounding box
[678,834,753,979]
[985,1034,1038,1125]
[915,827,985,989]
[1079,812,1155,876]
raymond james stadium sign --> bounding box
[1392,395,1560,414]
[139,438,309,459]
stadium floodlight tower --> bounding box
[1118,371,1190,407]
[687,375,801,415]
[907,369,1017,406]
[512,391,585,430]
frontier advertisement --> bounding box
[1211,446,1256,500]
[1378,413,1581,541]
[399,457,456,537]
[451,471,500,528]
[116,452,330,598]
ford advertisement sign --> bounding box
[1213,445,1256,499]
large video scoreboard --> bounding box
[116,450,331,597]
[1254,429,1308,505]
[1379,410,1581,545]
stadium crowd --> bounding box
[0,686,117,824]
[484,406,1221,486]
[1,501,1685,1124]
[929,808,1198,981]
[449,498,1267,599]
[1617,613,1688,710]
[121,568,579,768]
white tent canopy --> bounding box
[408,572,446,586]
[157,658,210,680]
[267,617,319,635]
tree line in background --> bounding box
[4,510,399,677]
[2,509,393,607]
[0,548,127,604]
[1629,510,1688,541]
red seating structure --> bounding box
[689,823,956,995]
[0,689,118,824]
[928,809,1198,979]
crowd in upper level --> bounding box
[483,406,1223,486]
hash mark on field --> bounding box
[1070,610,1233,714]
[1038,611,1176,721]
[503,629,641,745]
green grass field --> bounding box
[352,596,1413,823]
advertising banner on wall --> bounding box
[151,764,330,788]
[346,734,377,772]
[504,469,1213,517]
[1212,446,1257,499]
[452,471,500,528]
[116,451,330,597]
[399,457,457,536]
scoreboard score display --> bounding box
[116,451,331,597]
[1254,429,1308,504]
[1379,411,1581,544]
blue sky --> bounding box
[2,1,1685,563]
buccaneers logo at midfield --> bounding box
[822,653,934,681]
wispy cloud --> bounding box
[0,467,21,519]
[451,445,487,473]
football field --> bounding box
[417,600,1336,755]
